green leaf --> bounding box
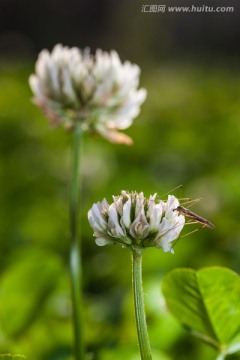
[0,248,63,337]
[162,267,240,354]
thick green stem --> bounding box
[69,123,85,360]
[132,248,152,360]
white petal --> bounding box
[113,195,123,216]
[108,204,126,237]
[122,195,132,229]
[148,203,163,232]
[155,216,185,252]
[88,202,108,232]
[61,67,78,104]
[130,211,150,240]
[29,75,43,98]
[135,192,144,217]
[95,238,113,246]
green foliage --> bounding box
[1,59,240,359]
[0,248,64,337]
[162,267,240,358]
[0,356,27,359]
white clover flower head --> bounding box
[88,191,185,253]
[29,44,147,145]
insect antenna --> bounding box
[180,198,202,208]
[159,184,183,200]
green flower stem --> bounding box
[216,353,226,360]
[132,248,152,360]
[216,348,228,360]
[69,123,85,360]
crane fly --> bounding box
[174,205,215,229]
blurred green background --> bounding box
[1,0,240,359]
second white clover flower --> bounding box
[88,191,185,253]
